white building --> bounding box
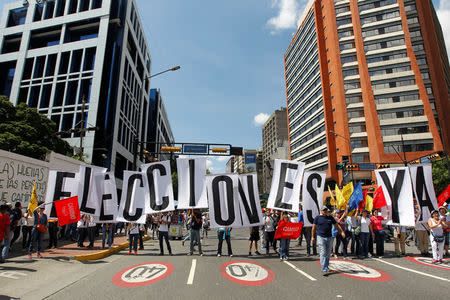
[0,0,154,182]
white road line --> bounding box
[373,258,450,283]
[283,261,317,281]
[187,259,197,285]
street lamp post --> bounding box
[132,66,181,171]
[330,130,354,184]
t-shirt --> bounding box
[360,217,371,233]
[129,223,140,235]
[313,215,336,238]
[159,215,170,232]
[0,213,11,240]
[264,216,275,232]
[371,216,384,231]
[191,213,202,230]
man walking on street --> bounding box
[158,212,172,255]
[312,206,345,276]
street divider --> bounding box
[75,235,151,261]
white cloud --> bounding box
[215,156,229,162]
[253,113,270,126]
[436,0,450,59]
[267,0,302,33]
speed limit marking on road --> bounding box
[406,257,450,271]
[112,262,174,287]
[324,259,392,282]
[220,261,275,286]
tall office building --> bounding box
[145,88,175,161]
[0,0,155,181]
[285,0,449,184]
[261,107,289,193]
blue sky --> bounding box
[0,0,448,173]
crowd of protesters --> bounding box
[0,199,449,270]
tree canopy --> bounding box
[432,158,450,195]
[0,95,73,160]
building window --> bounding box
[65,81,78,105]
[91,0,102,9]
[7,7,28,27]
[33,56,46,78]
[53,82,66,106]
[68,0,78,14]
[59,52,70,74]
[0,61,16,98]
[1,33,22,54]
[29,26,62,49]
[55,0,66,17]
[34,3,44,22]
[79,0,90,12]
[40,84,52,108]
[45,54,57,77]
[64,19,100,43]
[44,0,56,19]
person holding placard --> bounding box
[428,210,447,263]
[128,223,140,255]
[158,212,173,256]
[312,206,345,276]
[248,225,261,256]
[263,210,277,255]
[371,208,388,258]
[279,212,291,261]
[28,204,47,259]
[188,210,203,256]
[217,226,233,257]
[356,209,374,260]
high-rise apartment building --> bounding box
[0,0,156,180]
[261,107,289,193]
[285,0,449,184]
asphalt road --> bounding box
[1,228,449,300]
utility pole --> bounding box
[400,134,407,166]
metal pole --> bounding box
[79,95,86,161]
[400,134,407,166]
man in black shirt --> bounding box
[188,209,203,256]
[312,206,345,276]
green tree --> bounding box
[0,95,73,160]
[432,159,450,195]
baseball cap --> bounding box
[321,206,329,211]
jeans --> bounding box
[22,226,33,249]
[350,231,360,255]
[48,222,58,248]
[129,233,139,252]
[280,239,290,259]
[217,231,232,255]
[202,227,208,238]
[78,228,87,246]
[264,231,276,253]
[1,235,12,259]
[317,236,333,272]
[10,225,21,247]
[102,224,113,248]
[335,232,350,257]
[87,227,96,247]
[359,232,370,258]
[158,231,172,254]
[190,229,202,254]
[139,231,144,249]
[29,228,43,254]
[65,223,78,240]
[374,230,386,256]
[302,227,317,255]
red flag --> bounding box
[359,189,368,211]
[274,220,303,240]
[438,184,450,207]
[373,186,387,209]
[54,196,81,226]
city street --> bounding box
[1,229,448,300]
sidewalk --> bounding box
[5,233,152,261]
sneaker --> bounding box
[280,257,283,261]
[187,252,193,256]
[37,253,43,258]
[217,254,221,257]
[182,241,185,246]
[285,256,289,261]
[169,252,173,256]
[432,259,438,263]
[200,253,204,256]
[229,254,233,257]
[439,259,444,263]
[249,252,252,256]
[128,251,131,255]
[28,254,32,259]
[255,251,261,255]
[134,251,138,255]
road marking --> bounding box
[0,271,27,280]
[373,258,450,283]
[112,262,174,287]
[405,256,450,271]
[220,261,275,286]
[283,261,317,281]
[187,259,197,285]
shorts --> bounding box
[249,232,260,241]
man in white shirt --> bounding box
[158,212,172,255]
[87,215,97,248]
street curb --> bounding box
[75,235,151,261]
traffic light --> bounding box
[377,163,390,169]
[336,163,343,170]
[230,146,243,156]
[211,147,228,153]
[347,164,359,170]
[161,146,182,152]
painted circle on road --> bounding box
[321,259,392,281]
[220,261,275,286]
[112,262,174,287]
[405,257,450,271]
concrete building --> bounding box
[145,88,175,161]
[261,107,289,193]
[285,0,449,184]
[225,156,234,173]
[0,0,155,181]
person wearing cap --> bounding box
[438,206,450,256]
[428,209,447,263]
[355,209,374,259]
[312,206,345,276]
[28,203,48,259]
